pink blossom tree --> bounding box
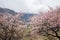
[30,7,60,40]
[0,13,26,40]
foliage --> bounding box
[1,7,60,40]
[30,7,60,40]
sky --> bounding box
[0,0,60,14]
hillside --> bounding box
[0,7,34,21]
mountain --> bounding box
[21,13,34,21]
[0,7,34,21]
[0,7,17,15]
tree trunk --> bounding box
[57,36,60,40]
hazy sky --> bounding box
[0,0,60,14]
